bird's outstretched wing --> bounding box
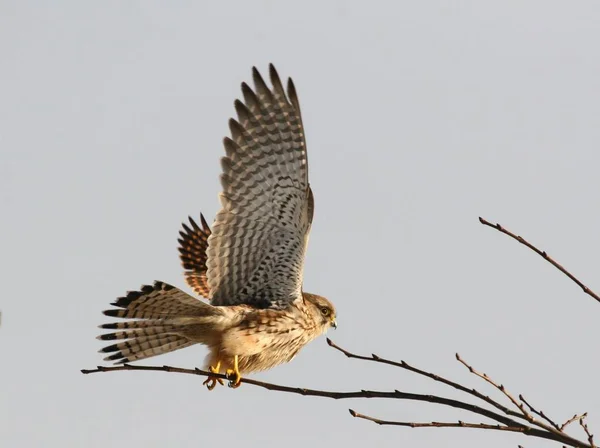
[201,64,314,309]
[178,213,212,298]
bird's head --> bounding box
[303,292,337,332]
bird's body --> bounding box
[202,292,334,374]
[98,65,336,388]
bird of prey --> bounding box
[98,65,337,389]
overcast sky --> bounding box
[2,2,600,448]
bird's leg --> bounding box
[202,361,224,391]
[226,355,242,388]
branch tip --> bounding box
[479,216,600,304]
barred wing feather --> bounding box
[206,65,314,308]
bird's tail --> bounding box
[97,281,222,364]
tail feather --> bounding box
[98,281,221,364]
[108,281,211,317]
[100,333,173,358]
[99,319,166,332]
[101,334,189,362]
[103,309,180,320]
[119,338,196,363]
[97,324,178,341]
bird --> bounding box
[97,64,337,390]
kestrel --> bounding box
[98,65,337,389]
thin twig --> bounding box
[328,340,590,446]
[479,217,600,304]
[580,417,596,448]
[349,410,527,433]
[348,409,589,447]
[326,338,525,421]
[456,353,584,444]
[561,413,587,431]
[455,353,532,421]
[520,394,561,431]
[455,353,572,442]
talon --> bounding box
[203,362,224,391]
[226,370,241,388]
[203,377,218,390]
[226,355,242,388]
[209,364,225,385]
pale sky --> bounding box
[2,2,600,448]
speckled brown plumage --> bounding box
[98,65,337,388]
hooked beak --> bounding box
[330,318,338,330]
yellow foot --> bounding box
[202,363,224,391]
[226,355,242,389]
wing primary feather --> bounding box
[286,77,302,118]
[234,99,255,128]
[252,67,276,103]
[269,64,289,105]
[181,222,193,234]
[189,216,201,231]
[178,215,212,297]
[241,82,261,114]
[223,137,243,160]
[228,118,245,144]
[200,213,209,230]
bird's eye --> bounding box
[320,307,330,316]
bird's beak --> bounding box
[330,318,338,330]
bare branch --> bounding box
[347,408,589,446]
[478,217,600,304]
[326,338,525,421]
[349,409,529,433]
[455,353,531,420]
[561,413,588,431]
[455,353,575,442]
[327,339,593,447]
[82,349,592,448]
[520,394,561,431]
[81,364,522,428]
[580,417,596,448]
